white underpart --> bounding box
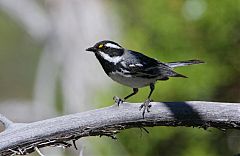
[109,71,157,88]
[99,51,122,65]
[105,43,121,49]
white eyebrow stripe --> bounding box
[105,43,121,49]
[99,51,122,65]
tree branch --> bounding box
[0,101,240,155]
[0,114,13,129]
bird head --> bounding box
[86,40,124,57]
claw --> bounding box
[139,104,144,111]
[113,96,123,106]
[139,99,152,118]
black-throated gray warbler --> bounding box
[86,40,204,117]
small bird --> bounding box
[86,40,204,117]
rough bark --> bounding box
[0,101,240,155]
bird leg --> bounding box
[124,88,139,100]
[113,96,123,106]
[139,83,154,118]
[113,88,138,106]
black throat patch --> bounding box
[95,53,117,75]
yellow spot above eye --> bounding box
[99,44,103,48]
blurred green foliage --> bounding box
[96,0,240,155]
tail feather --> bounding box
[166,59,204,68]
[170,71,188,78]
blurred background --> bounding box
[0,0,240,156]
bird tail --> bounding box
[166,59,204,68]
[170,71,188,78]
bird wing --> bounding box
[122,50,174,78]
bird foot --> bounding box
[113,96,124,106]
[139,99,152,118]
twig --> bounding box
[0,114,14,129]
[34,147,45,156]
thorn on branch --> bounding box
[18,147,24,155]
[8,148,20,155]
[110,134,117,140]
[72,140,78,150]
[140,127,149,134]
[50,141,72,148]
[35,147,45,156]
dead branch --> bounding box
[0,101,240,155]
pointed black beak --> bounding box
[86,46,97,52]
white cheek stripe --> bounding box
[99,51,122,65]
[105,43,121,49]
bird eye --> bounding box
[98,44,103,48]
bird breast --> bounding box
[109,71,157,88]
